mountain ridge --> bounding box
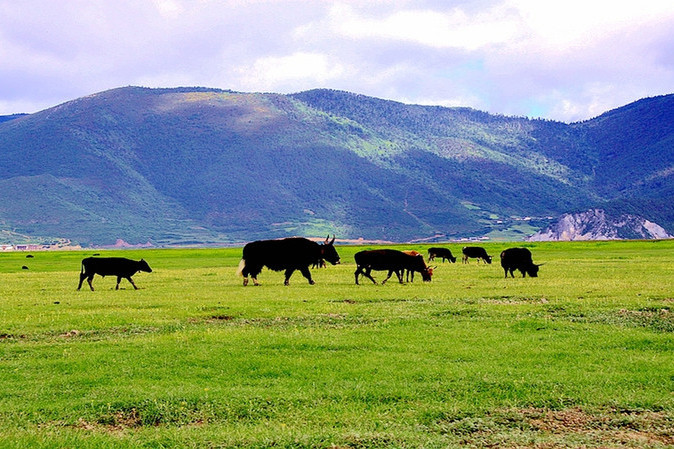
[0,87,672,246]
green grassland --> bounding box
[0,241,672,448]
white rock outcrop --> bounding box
[528,209,672,241]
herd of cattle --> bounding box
[76,236,541,290]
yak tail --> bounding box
[236,259,246,277]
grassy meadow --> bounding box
[0,240,673,448]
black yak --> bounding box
[428,247,457,263]
[500,247,541,278]
[237,236,340,286]
[77,257,153,291]
[462,246,492,264]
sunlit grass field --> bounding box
[1,240,672,448]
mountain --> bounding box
[528,209,672,241]
[0,87,672,246]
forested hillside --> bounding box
[0,87,672,246]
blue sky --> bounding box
[1,0,673,121]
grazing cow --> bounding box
[402,250,436,282]
[401,250,433,282]
[428,247,457,263]
[354,249,432,285]
[237,236,340,286]
[78,257,153,291]
[500,247,541,278]
[462,246,492,264]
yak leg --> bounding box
[359,267,377,284]
[77,272,87,290]
[355,266,374,284]
[366,268,377,284]
[284,269,295,286]
[299,267,315,285]
[381,270,398,285]
[127,276,139,289]
[381,270,392,284]
[242,265,261,286]
[86,275,95,291]
[240,265,249,286]
[241,266,258,286]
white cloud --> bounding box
[326,3,522,51]
[507,0,674,50]
[236,52,347,91]
[151,0,184,18]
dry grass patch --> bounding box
[520,408,674,447]
[484,295,551,305]
[433,408,673,448]
[73,409,143,433]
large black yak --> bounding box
[77,257,153,291]
[354,249,433,285]
[237,236,340,286]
